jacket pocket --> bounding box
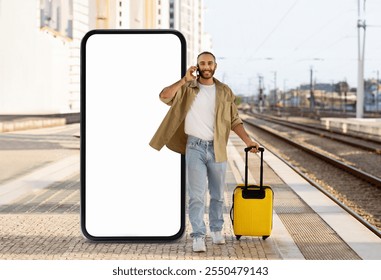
[222,101,232,121]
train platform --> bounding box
[0,130,380,260]
[321,117,381,137]
[227,133,381,260]
[0,114,80,133]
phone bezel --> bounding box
[80,29,186,242]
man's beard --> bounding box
[199,68,215,79]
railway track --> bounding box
[241,113,381,236]
[244,114,381,186]
[251,112,381,153]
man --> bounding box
[150,51,259,252]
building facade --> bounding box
[0,0,206,114]
[169,0,204,66]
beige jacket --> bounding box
[149,78,242,162]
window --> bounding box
[40,0,73,39]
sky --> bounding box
[203,0,381,96]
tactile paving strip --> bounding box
[0,174,80,214]
[274,184,361,260]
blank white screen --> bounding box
[84,32,184,238]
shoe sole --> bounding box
[193,249,206,252]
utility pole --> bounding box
[273,71,277,107]
[341,81,349,114]
[258,75,264,113]
[310,67,315,112]
[331,80,335,111]
[356,0,366,118]
[376,70,379,113]
[283,79,287,108]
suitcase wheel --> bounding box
[262,236,269,240]
[236,235,242,240]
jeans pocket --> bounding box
[186,141,197,150]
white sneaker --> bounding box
[210,231,226,244]
[193,237,206,252]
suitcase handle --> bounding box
[244,146,264,153]
[244,146,264,188]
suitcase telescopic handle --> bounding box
[244,146,264,153]
[244,146,264,188]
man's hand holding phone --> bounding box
[184,66,198,82]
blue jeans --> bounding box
[186,135,227,238]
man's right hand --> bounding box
[160,66,197,99]
[184,66,198,82]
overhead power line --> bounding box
[251,0,299,57]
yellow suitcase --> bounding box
[230,147,273,240]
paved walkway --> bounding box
[0,166,284,260]
[0,128,287,260]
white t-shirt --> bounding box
[185,83,216,141]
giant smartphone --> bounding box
[81,30,186,241]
